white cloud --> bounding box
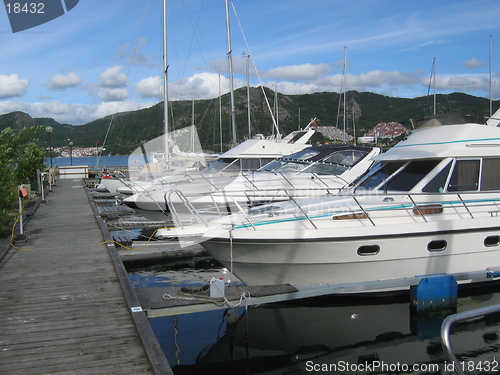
[136,76,162,99]
[97,87,129,102]
[46,72,82,91]
[460,57,484,69]
[266,63,331,81]
[1,68,497,127]
[169,73,240,100]
[0,74,29,99]
[99,66,128,88]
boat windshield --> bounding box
[204,158,275,172]
[203,158,239,172]
[283,149,320,160]
[322,150,368,166]
[355,160,441,192]
[259,149,369,175]
[260,160,350,175]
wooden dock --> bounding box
[0,179,172,375]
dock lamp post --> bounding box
[45,126,53,167]
[69,141,73,166]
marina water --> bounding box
[45,155,133,168]
[129,263,500,374]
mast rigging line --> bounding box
[425,57,436,118]
[171,0,218,99]
[230,1,279,136]
[99,0,151,163]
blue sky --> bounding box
[0,0,499,124]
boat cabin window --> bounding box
[447,160,480,192]
[422,161,453,193]
[423,158,500,192]
[481,158,500,191]
[240,158,274,171]
[203,158,239,172]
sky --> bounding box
[0,0,499,125]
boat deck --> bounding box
[0,179,171,375]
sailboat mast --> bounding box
[277,89,280,135]
[225,0,237,146]
[162,0,170,168]
[342,46,347,143]
[433,57,436,116]
[191,89,195,153]
[219,74,223,153]
[490,35,493,118]
[245,54,251,138]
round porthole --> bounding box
[484,236,500,247]
[357,244,380,256]
[428,240,447,252]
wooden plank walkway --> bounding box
[0,179,171,375]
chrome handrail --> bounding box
[165,189,208,229]
[441,303,500,375]
[162,188,500,231]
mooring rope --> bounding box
[97,226,171,251]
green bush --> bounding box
[0,126,45,233]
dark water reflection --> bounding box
[130,267,500,374]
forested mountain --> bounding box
[0,88,496,155]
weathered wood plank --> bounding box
[0,179,169,375]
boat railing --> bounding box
[441,304,500,375]
[164,188,500,231]
[165,189,208,229]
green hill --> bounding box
[0,88,497,155]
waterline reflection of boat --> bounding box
[198,119,500,288]
[146,282,500,373]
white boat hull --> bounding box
[201,217,500,287]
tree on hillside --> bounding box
[0,126,45,232]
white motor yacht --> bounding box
[124,144,382,224]
[196,119,500,289]
[102,127,316,196]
